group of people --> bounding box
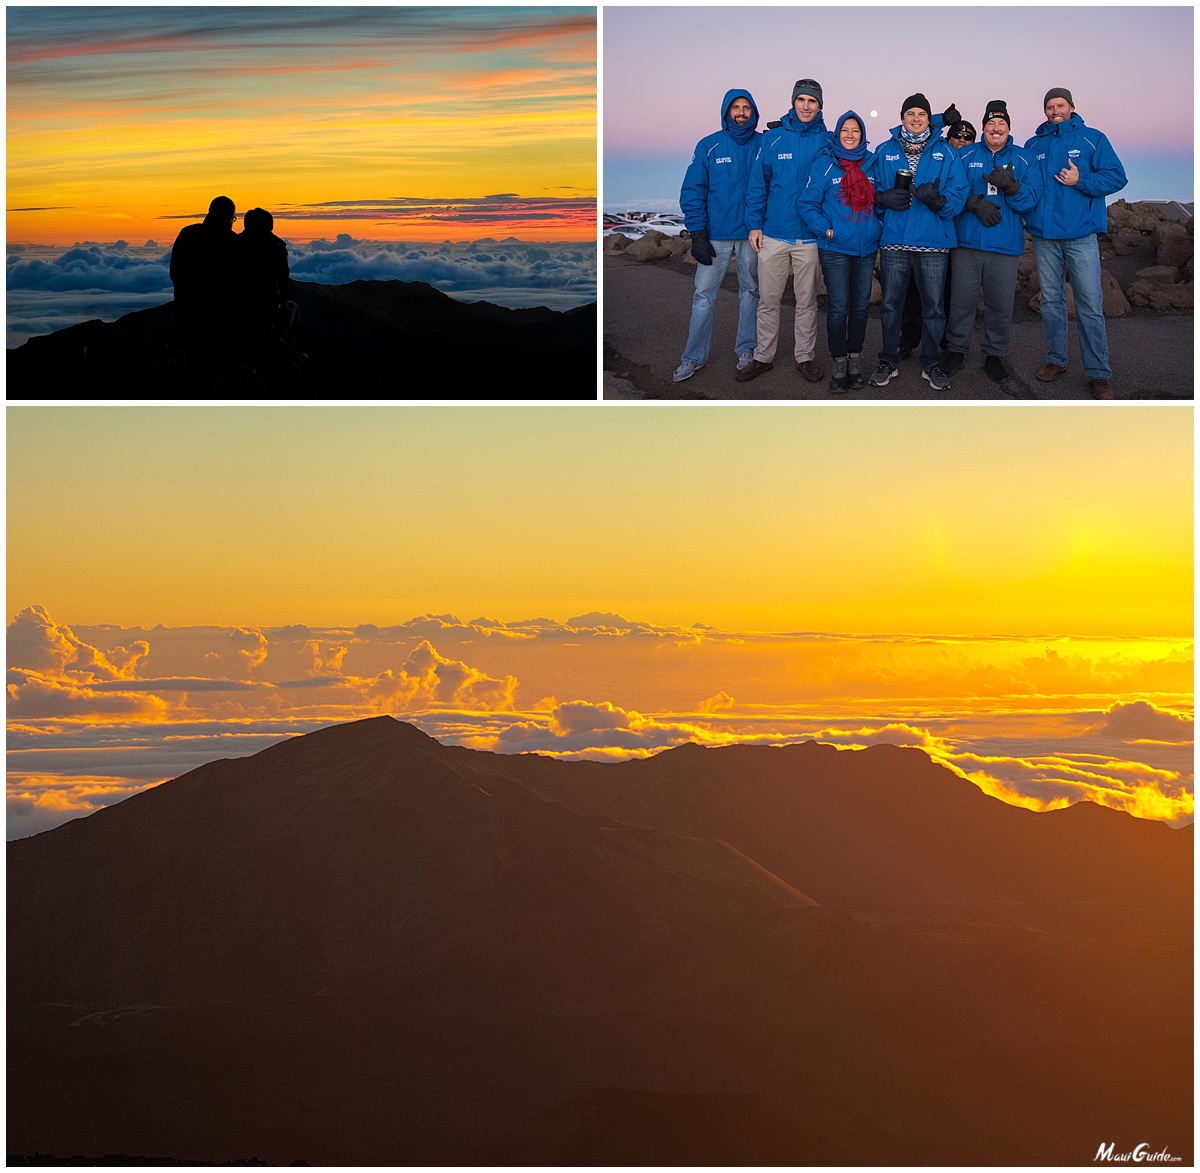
[676,82,1127,398]
[170,195,299,366]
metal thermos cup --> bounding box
[895,170,913,190]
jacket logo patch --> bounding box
[778,152,792,160]
[969,161,984,168]
[932,151,944,160]
[1068,149,1081,158]
[715,156,732,164]
[1036,152,1046,160]
[885,153,900,162]
[831,176,841,184]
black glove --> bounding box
[915,179,946,212]
[875,186,912,211]
[941,103,960,129]
[986,163,1020,196]
[965,193,1002,227]
[689,229,716,266]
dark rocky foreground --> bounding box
[606,199,1194,399]
[7,280,596,399]
[8,718,1192,1166]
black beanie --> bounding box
[900,93,932,118]
[1043,87,1074,109]
[792,78,823,108]
[982,100,1010,128]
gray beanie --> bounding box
[792,78,823,108]
[1043,87,1074,109]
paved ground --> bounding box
[603,252,1194,401]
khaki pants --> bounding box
[753,236,820,364]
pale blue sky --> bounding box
[604,5,1194,209]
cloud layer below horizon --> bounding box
[6,235,595,346]
[8,605,1193,839]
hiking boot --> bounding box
[982,355,1009,384]
[673,360,702,383]
[1036,362,1067,382]
[847,353,865,389]
[1089,378,1114,400]
[797,359,824,381]
[941,350,965,375]
[735,358,773,382]
[922,364,951,391]
[829,356,848,392]
[736,351,755,371]
[869,360,898,387]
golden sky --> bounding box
[6,7,596,244]
[6,404,1194,838]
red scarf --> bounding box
[836,158,875,221]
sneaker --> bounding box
[982,355,1009,384]
[736,351,754,371]
[673,359,702,382]
[847,353,865,389]
[735,358,773,382]
[922,364,951,391]
[941,350,965,375]
[829,356,848,393]
[869,360,899,387]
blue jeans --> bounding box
[819,250,876,358]
[878,248,949,369]
[1030,234,1111,379]
[681,237,759,365]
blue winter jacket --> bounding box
[745,108,828,244]
[1022,113,1127,239]
[866,130,969,249]
[953,137,1041,255]
[797,146,882,258]
[679,89,761,241]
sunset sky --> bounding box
[7,6,596,245]
[7,405,1193,838]
[604,6,1194,211]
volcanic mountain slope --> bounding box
[8,717,1192,1166]
[6,279,596,397]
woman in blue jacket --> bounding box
[798,111,880,391]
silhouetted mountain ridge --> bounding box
[8,717,1191,1165]
[7,280,596,396]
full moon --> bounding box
[870,109,878,118]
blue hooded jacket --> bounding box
[1022,113,1126,239]
[679,89,761,241]
[745,106,828,244]
[797,111,882,258]
[866,127,969,249]
[953,136,1041,255]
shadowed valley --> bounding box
[8,717,1192,1165]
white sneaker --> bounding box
[673,360,702,382]
[736,351,754,371]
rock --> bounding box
[1147,284,1193,312]
[1152,222,1192,268]
[625,232,673,261]
[1133,265,1179,286]
[604,232,635,254]
[1126,280,1154,307]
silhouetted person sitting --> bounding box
[169,195,238,361]
[237,207,299,356]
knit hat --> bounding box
[900,93,933,119]
[1043,87,1074,109]
[947,120,976,140]
[792,78,823,108]
[982,100,1010,128]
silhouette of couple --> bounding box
[170,195,299,366]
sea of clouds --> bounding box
[6,235,597,349]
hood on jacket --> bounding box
[721,88,759,143]
[779,107,826,136]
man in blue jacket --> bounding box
[674,89,761,382]
[867,94,969,391]
[1024,88,1127,398]
[943,101,1041,385]
[736,79,828,384]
